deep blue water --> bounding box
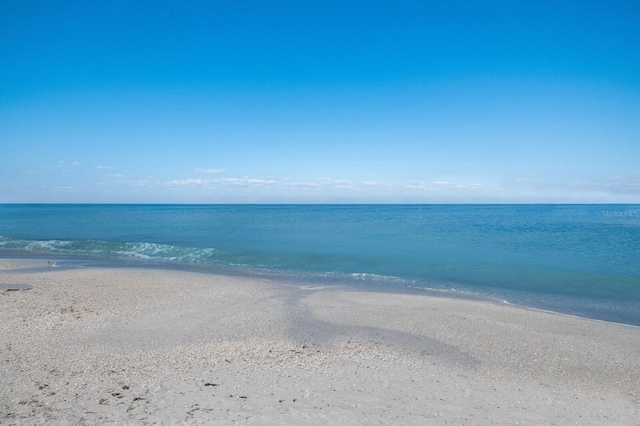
[1,204,639,325]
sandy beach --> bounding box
[1,258,639,425]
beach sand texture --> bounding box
[1,258,639,425]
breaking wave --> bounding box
[0,236,217,264]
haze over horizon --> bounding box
[2,1,639,204]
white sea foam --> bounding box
[0,236,217,264]
[349,272,409,284]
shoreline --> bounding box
[1,257,640,424]
[3,248,639,328]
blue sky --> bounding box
[1,0,639,203]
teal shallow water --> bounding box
[1,204,639,325]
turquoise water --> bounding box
[1,204,639,325]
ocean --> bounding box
[1,204,639,326]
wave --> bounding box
[0,235,462,288]
[0,236,218,264]
[348,272,410,284]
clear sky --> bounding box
[1,0,639,203]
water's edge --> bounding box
[2,248,638,328]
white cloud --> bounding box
[53,161,80,172]
[167,178,204,186]
[497,174,640,202]
[166,177,277,187]
[319,178,356,189]
[220,178,276,186]
[282,181,319,188]
[195,168,226,174]
[402,182,434,190]
[432,180,458,186]
[560,176,640,194]
[361,181,389,187]
[130,180,154,187]
[431,180,484,190]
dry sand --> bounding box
[1,258,639,425]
